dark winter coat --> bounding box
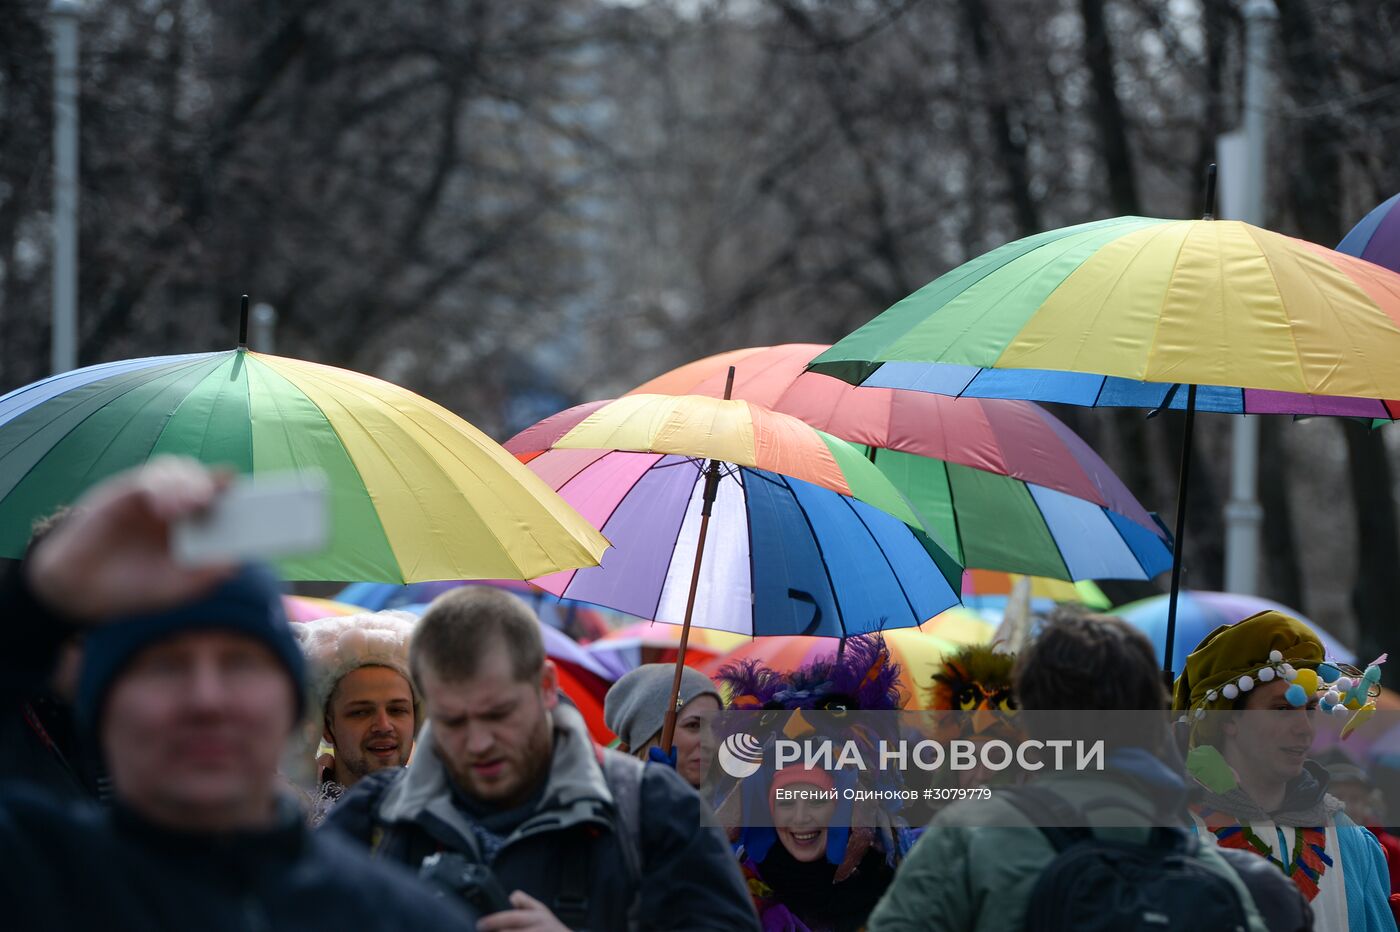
[323,709,760,931]
[0,565,470,931]
[0,786,471,931]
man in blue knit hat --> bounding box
[0,457,468,931]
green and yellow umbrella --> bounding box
[0,348,609,582]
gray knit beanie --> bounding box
[604,663,722,749]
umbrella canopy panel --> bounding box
[629,343,1158,526]
[1339,191,1400,273]
[811,216,1400,414]
[1113,590,1356,673]
[628,344,1172,581]
[870,446,1170,580]
[0,350,607,582]
[524,448,962,637]
[587,621,749,679]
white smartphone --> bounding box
[172,470,330,567]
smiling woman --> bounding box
[739,763,898,932]
[771,768,838,863]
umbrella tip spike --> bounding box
[238,294,250,349]
[723,365,736,401]
[1202,163,1218,220]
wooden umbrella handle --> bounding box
[662,367,736,753]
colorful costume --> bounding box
[926,643,1016,715]
[716,635,914,932]
[1173,610,1396,932]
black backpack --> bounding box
[1003,786,1253,932]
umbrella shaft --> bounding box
[1163,383,1199,679]
[662,460,721,752]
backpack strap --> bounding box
[599,749,645,883]
[600,749,645,929]
[1001,786,1196,855]
[1001,786,1093,852]
[553,831,593,927]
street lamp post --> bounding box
[50,0,81,376]
[1223,0,1278,596]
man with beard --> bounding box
[295,611,419,825]
[325,585,757,930]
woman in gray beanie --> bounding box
[604,663,722,788]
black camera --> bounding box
[418,852,513,917]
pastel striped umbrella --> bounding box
[283,595,359,623]
[961,569,1110,612]
[506,393,963,638]
[1112,590,1355,673]
[1337,192,1400,424]
[587,621,750,679]
[335,579,618,642]
[630,343,1171,581]
[810,210,1400,672]
[0,348,607,582]
[810,216,1400,418]
[1339,192,1400,275]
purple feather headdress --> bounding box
[715,634,904,711]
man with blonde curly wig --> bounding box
[294,611,419,823]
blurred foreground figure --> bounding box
[295,611,419,825]
[0,458,467,931]
[0,509,102,801]
[325,585,758,930]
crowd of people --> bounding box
[4,457,1400,931]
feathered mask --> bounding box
[927,644,1017,714]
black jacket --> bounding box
[0,786,471,931]
[323,710,760,931]
[1,692,98,801]
[0,565,470,931]
[0,561,101,800]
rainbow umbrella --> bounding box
[1112,590,1355,673]
[506,391,964,749]
[810,215,1400,413]
[1339,191,1400,275]
[335,579,618,642]
[810,210,1400,672]
[630,343,1171,581]
[506,393,962,636]
[1337,193,1400,425]
[283,595,359,623]
[698,613,990,710]
[337,578,537,610]
[587,622,750,679]
[0,344,607,582]
[961,569,1110,612]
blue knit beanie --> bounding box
[77,563,306,730]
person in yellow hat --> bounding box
[1174,610,1395,932]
